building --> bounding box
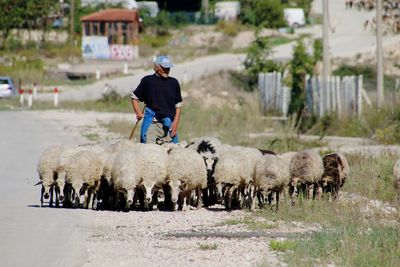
[81,9,140,60]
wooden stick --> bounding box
[129,106,145,141]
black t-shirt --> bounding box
[134,73,183,119]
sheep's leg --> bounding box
[40,186,44,207]
[55,186,60,208]
[88,187,95,210]
[250,187,259,211]
[196,186,203,209]
[224,186,235,210]
[71,183,82,208]
[151,189,159,211]
[49,186,54,207]
[288,184,296,206]
[275,191,280,211]
[266,192,272,206]
[202,188,209,207]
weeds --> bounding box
[269,240,296,252]
[198,243,218,250]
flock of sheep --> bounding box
[35,137,400,211]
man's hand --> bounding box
[136,112,144,121]
[170,121,178,137]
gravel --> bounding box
[82,208,291,267]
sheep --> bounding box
[98,140,139,210]
[186,137,222,206]
[166,146,207,211]
[319,152,350,199]
[64,150,104,209]
[35,145,64,207]
[110,150,141,210]
[392,159,400,203]
[289,150,324,202]
[56,144,106,207]
[214,145,262,210]
[133,143,168,211]
[253,154,290,210]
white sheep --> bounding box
[214,145,262,210]
[289,149,324,201]
[166,146,207,211]
[36,145,64,207]
[392,159,400,202]
[319,152,350,199]
[133,143,168,211]
[65,150,104,209]
[111,150,141,210]
[56,144,107,207]
[253,154,290,210]
[98,140,139,209]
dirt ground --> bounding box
[32,110,398,267]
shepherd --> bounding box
[131,55,183,144]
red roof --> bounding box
[81,9,139,23]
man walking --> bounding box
[131,55,183,144]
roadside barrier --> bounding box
[19,89,24,106]
[54,88,59,107]
[33,83,38,100]
[28,90,33,108]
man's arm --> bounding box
[170,107,181,137]
[132,98,144,121]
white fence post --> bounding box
[28,89,33,108]
[33,83,38,100]
[19,89,24,106]
[54,88,59,107]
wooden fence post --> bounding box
[357,75,363,116]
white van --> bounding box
[283,8,305,28]
[136,1,159,17]
[215,1,241,21]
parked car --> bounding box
[283,8,305,28]
[0,77,17,98]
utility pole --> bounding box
[70,0,75,44]
[376,0,384,108]
[322,0,330,91]
[203,0,209,24]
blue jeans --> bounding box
[140,107,179,144]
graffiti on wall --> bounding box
[110,45,134,60]
[82,36,110,59]
[82,37,138,60]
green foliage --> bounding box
[289,40,315,115]
[333,64,400,92]
[239,0,286,28]
[243,35,281,91]
[269,240,297,252]
[0,0,58,48]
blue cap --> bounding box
[154,55,174,68]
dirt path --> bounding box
[82,209,294,267]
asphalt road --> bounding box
[0,111,91,267]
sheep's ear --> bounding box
[34,181,43,186]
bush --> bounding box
[240,0,286,28]
[215,20,241,37]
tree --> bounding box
[0,0,25,47]
[288,40,316,115]
[239,0,285,28]
[243,34,280,90]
